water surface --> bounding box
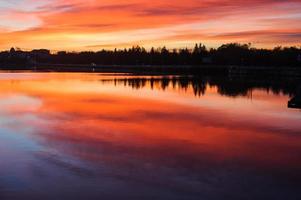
[0,73,300,200]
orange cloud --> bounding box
[0,0,301,50]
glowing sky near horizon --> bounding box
[0,0,301,51]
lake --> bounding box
[0,72,300,200]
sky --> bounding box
[0,0,301,51]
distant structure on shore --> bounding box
[298,54,301,62]
[288,86,301,109]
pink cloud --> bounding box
[0,0,300,50]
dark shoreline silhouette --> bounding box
[1,42,301,106]
[1,43,301,73]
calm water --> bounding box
[0,72,300,200]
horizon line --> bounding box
[2,43,301,53]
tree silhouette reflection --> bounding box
[101,75,300,98]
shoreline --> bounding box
[0,64,301,77]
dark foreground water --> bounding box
[0,72,300,200]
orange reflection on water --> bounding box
[1,73,301,199]
[0,73,300,171]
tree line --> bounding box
[0,43,301,67]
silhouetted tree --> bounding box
[0,43,300,67]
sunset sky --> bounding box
[0,0,301,51]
